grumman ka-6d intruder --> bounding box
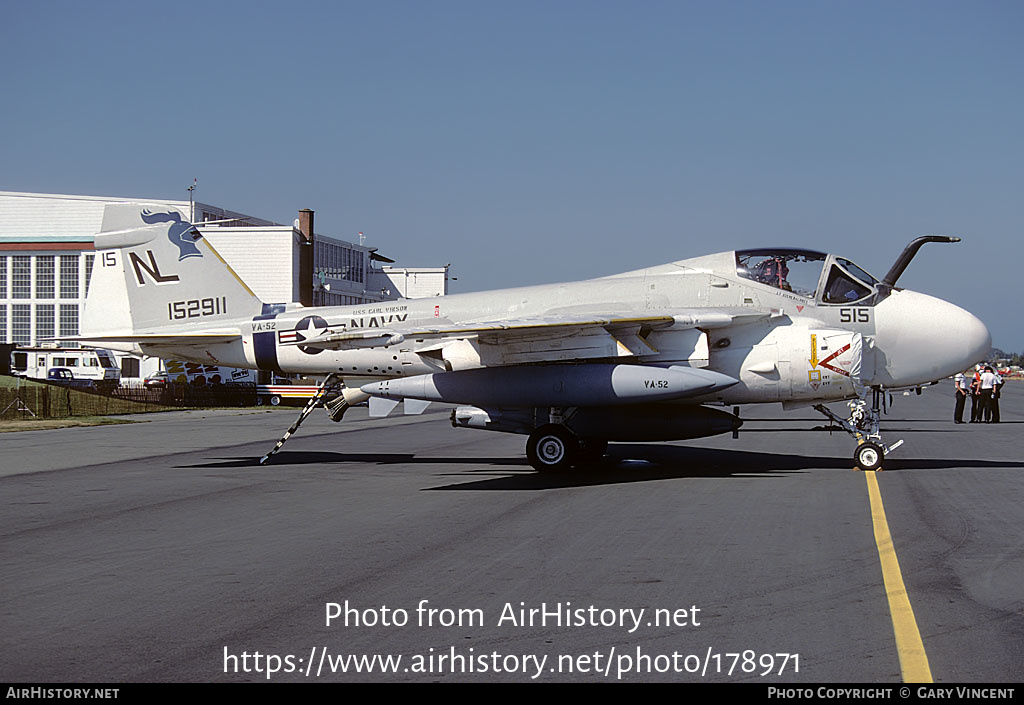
[80,204,990,472]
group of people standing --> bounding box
[954,365,1003,424]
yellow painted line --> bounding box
[865,472,933,683]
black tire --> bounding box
[526,424,578,473]
[270,395,282,406]
[854,442,884,472]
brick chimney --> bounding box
[298,209,314,306]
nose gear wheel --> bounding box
[814,387,903,471]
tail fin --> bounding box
[82,204,265,338]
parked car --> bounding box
[46,367,97,391]
[144,371,169,389]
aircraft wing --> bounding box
[287,308,772,358]
[285,313,674,351]
[66,333,242,345]
[414,307,771,337]
[405,313,677,337]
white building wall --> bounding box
[200,227,300,303]
[0,192,276,238]
[370,267,449,299]
[0,193,105,239]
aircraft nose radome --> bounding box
[961,309,992,368]
[870,290,990,387]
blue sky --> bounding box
[2,1,1021,350]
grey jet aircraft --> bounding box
[80,204,990,471]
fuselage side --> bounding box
[131,247,989,407]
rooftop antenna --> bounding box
[186,178,197,222]
[359,231,366,247]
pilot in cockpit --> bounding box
[754,257,792,291]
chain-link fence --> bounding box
[0,378,256,419]
[113,383,257,408]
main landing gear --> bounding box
[525,424,607,473]
[814,387,904,472]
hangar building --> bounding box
[0,191,449,379]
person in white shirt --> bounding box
[991,370,1003,423]
[953,371,970,423]
[979,366,998,423]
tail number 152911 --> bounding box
[168,296,227,320]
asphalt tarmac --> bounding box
[1,384,1021,683]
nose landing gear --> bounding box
[853,441,884,472]
[814,387,904,471]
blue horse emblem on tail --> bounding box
[141,210,203,261]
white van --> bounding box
[11,347,121,390]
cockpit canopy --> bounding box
[736,249,825,297]
[824,257,879,304]
[735,248,880,305]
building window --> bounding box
[60,255,80,299]
[36,304,55,343]
[353,250,364,283]
[84,254,95,296]
[12,304,31,345]
[60,304,79,347]
[121,357,140,378]
[0,304,7,344]
[36,255,55,299]
[0,256,7,299]
[12,256,31,299]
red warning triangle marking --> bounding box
[796,305,804,312]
